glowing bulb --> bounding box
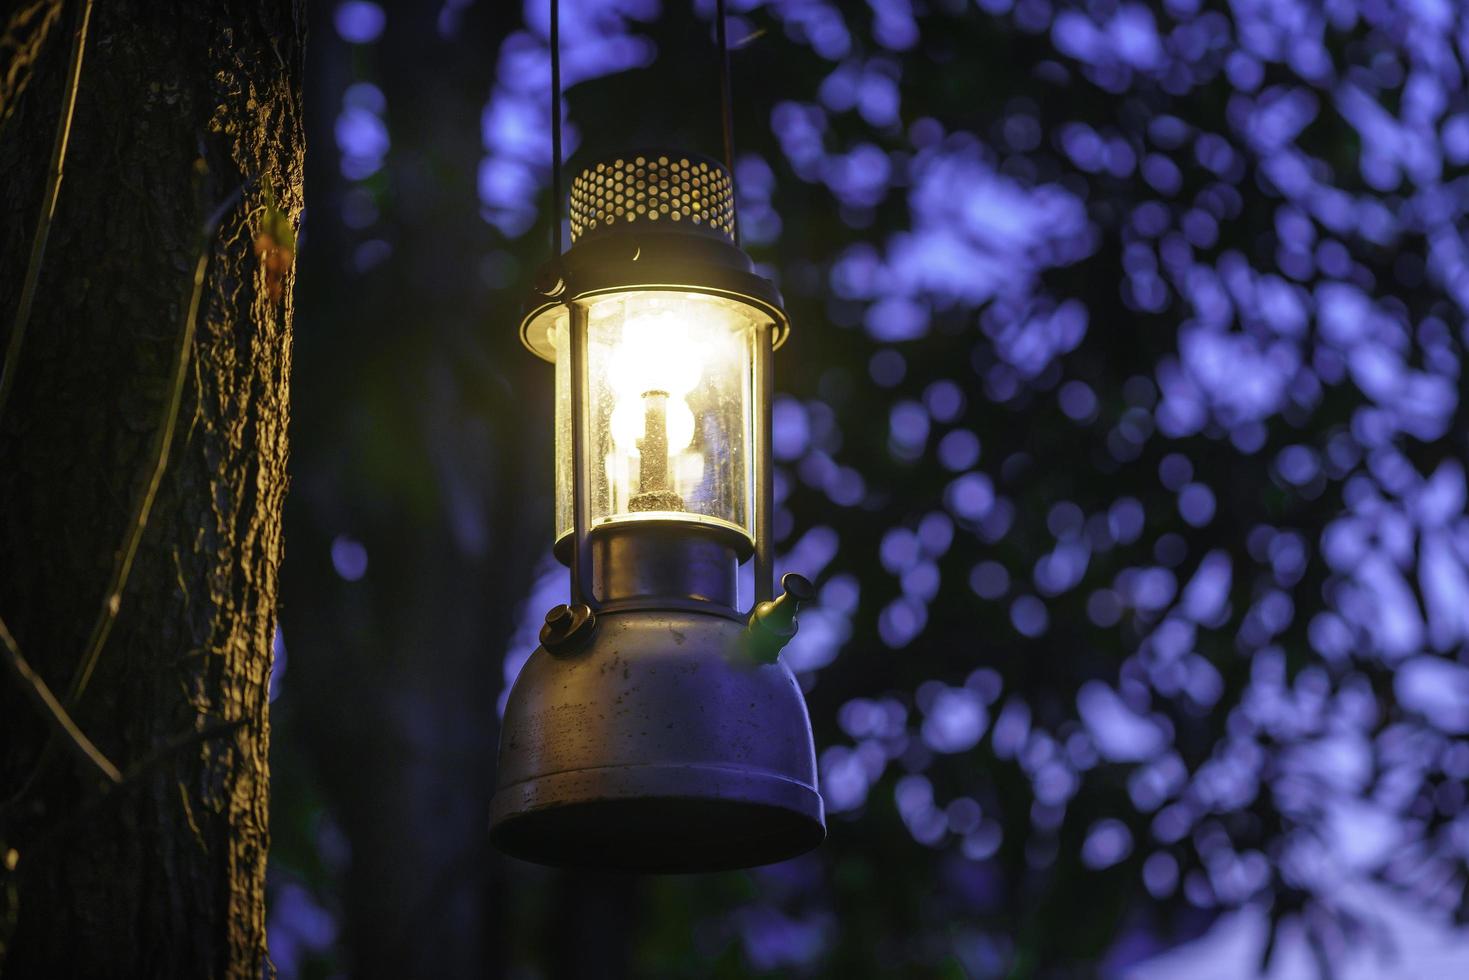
[608,309,703,459]
[603,303,718,515]
[608,311,702,398]
[610,391,695,452]
[666,400,695,450]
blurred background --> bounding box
[268,0,1469,976]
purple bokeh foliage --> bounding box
[288,0,1469,974]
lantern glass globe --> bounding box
[527,289,767,553]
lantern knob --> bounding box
[540,602,596,652]
[744,573,815,663]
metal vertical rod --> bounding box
[753,321,774,606]
[550,0,563,257]
[568,302,596,608]
[715,0,739,247]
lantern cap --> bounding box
[570,149,735,245]
[517,146,790,361]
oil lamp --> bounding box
[488,150,825,871]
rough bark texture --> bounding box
[0,1,303,976]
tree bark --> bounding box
[0,1,303,976]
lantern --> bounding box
[489,151,825,872]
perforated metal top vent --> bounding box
[569,151,735,244]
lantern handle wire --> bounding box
[716,0,739,247]
[549,0,563,258]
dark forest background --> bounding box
[268,1,1469,977]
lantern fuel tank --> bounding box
[491,599,824,872]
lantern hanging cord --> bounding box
[716,0,739,247]
[550,0,563,258]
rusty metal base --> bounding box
[489,608,825,873]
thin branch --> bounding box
[65,184,245,705]
[0,613,121,785]
[0,0,94,429]
[732,27,767,49]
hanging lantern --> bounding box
[489,149,825,872]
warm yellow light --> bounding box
[608,312,701,448]
[536,290,764,545]
[609,398,696,454]
[604,310,705,514]
[608,311,703,399]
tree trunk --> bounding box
[0,1,303,976]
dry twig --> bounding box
[0,0,94,427]
[0,613,121,786]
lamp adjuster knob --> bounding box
[744,573,815,664]
[541,602,595,652]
